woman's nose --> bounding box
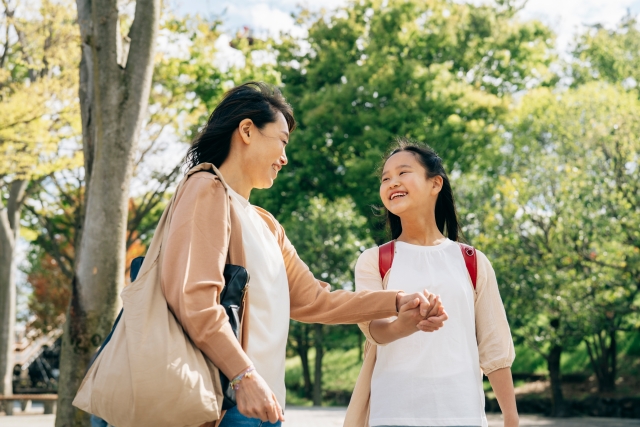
[280,150,288,166]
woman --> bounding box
[345,140,518,427]
[161,83,449,426]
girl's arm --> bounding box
[474,250,518,425]
[487,367,518,427]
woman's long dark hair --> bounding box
[383,138,462,241]
[185,81,296,169]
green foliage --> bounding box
[159,15,283,143]
[286,347,363,406]
[0,0,82,181]
[477,82,640,390]
[281,196,373,288]
[572,14,640,93]
[252,0,555,240]
[281,196,373,400]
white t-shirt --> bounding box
[228,188,290,408]
[364,239,487,427]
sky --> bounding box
[171,0,640,53]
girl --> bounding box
[345,140,518,427]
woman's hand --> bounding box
[396,289,441,317]
[235,370,284,423]
[391,296,427,338]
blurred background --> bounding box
[1,0,639,422]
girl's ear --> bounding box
[431,175,444,196]
[238,118,253,145]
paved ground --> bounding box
[2,406,640,426]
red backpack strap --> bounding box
[378,241,395,279]
[459,243,477,290]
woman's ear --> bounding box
[238,118,253,145]
[431,175,444,195]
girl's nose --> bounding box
[280,151,288,166]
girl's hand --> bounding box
[417,308,448,332]
[422,291,442,318]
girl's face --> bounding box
[380,151,441,217]
[243,112,289,189]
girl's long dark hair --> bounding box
[185,81,296,169]
[384,138,462,241]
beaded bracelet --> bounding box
[230,366,256,390]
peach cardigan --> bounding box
[159,164,401,411]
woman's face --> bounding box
[380,151,440,217]
[245,112,290,189]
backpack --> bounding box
[378,240,478,289]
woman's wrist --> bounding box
[230,366,256,390]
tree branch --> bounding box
[123,0,160,118]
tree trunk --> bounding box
[313,324,324,406]
[297,324,312,399]
[585,328,617,393]
[607,328,616,392]
[547,344,568,417]
[55,1,160,426]
[0,180,28,396]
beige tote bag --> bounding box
[73,166,224,427]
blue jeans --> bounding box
[219,406,282,427]
[90,415,110,427]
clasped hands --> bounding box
[395,290,448,337]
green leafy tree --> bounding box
[572,13,640,94]
[478,83,640,415]
[280,196,374,405]
[253,0,555,240]
[0,0,80,397]
[18,12,287,405]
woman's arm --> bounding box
[161,174,252,379]
[487,367,519,427]
[256,211,400,323]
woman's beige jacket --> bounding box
[160,164,401,424]
[344,246,515,427]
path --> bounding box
[2,406,640,426]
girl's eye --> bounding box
[381,178,389,182]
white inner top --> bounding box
[366,239,487,427]
[228,188,290,408]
